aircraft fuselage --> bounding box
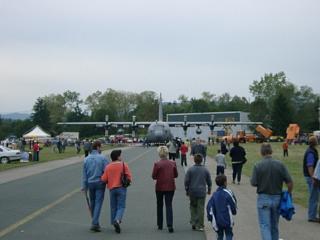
[146,121,173,143]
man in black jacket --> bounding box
[229,141,246,184]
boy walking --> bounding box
[207,174,237,240]
[184,154,212,231]
[215,150,226,175]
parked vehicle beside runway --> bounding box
[0,145,22,164]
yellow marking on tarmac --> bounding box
[0,147,152,238]
[0,188,79,238]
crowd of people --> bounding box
[81,135,319,240]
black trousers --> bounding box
[283,149,288,157]
[216,166,225,175]
[84,150,89,157]
[181,154,187,166]
[169,153,176,161]
[232,163,243,183]
[156,191,174,228]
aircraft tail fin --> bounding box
[158,93,163,122]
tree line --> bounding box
[0,72,319,139]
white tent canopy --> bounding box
[23,125,51,139]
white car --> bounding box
[0,146,22,164]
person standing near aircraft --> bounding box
[167,140,177,161]
[190,138,206,165]
[101,150,132,234]
[175,138,181,159]
[152,146,178,233]
[180,141,188,166]
[81,140,109,232]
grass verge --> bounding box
[207,142,315,207]
[0,144,120,172]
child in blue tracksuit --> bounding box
[206,174,237,240]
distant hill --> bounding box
[0,112,31,120]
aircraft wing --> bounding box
[57,121,152,128]
[110,122,152,128]
[167,121,263,127]
[57,121,106,127]
[212,121,263,126]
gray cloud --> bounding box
[0,0,319,112]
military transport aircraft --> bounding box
[58,94,262,144]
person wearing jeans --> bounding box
[88,182,106,229]
[82,140,109,232]
[303,136,319,222]
[109,187,127,226]
[257,194,281,240]
[251,143,293,240]
[101,149,132,233]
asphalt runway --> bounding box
[0,147,206,240]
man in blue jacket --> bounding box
[82,140,109,232]
[303,136,319,222]
[207,174,237,240]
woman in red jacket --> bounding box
[33,141,40,161]
[152,146,178,233]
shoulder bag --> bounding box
[121,162,131,188]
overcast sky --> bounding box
[0,0,319,113]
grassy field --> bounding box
[0,144,118,172]
[207,142,315,207]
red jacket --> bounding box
[282,142,288,150]
[33,143,40,152]
[180,144,188,155]
[152,159,178,191]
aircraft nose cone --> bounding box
[154,130,162,136]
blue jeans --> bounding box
[257,194,281,240]
[109,187,127,224]
[217,227,233,240]
[88,182,106,226]
[305,176,320,220]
